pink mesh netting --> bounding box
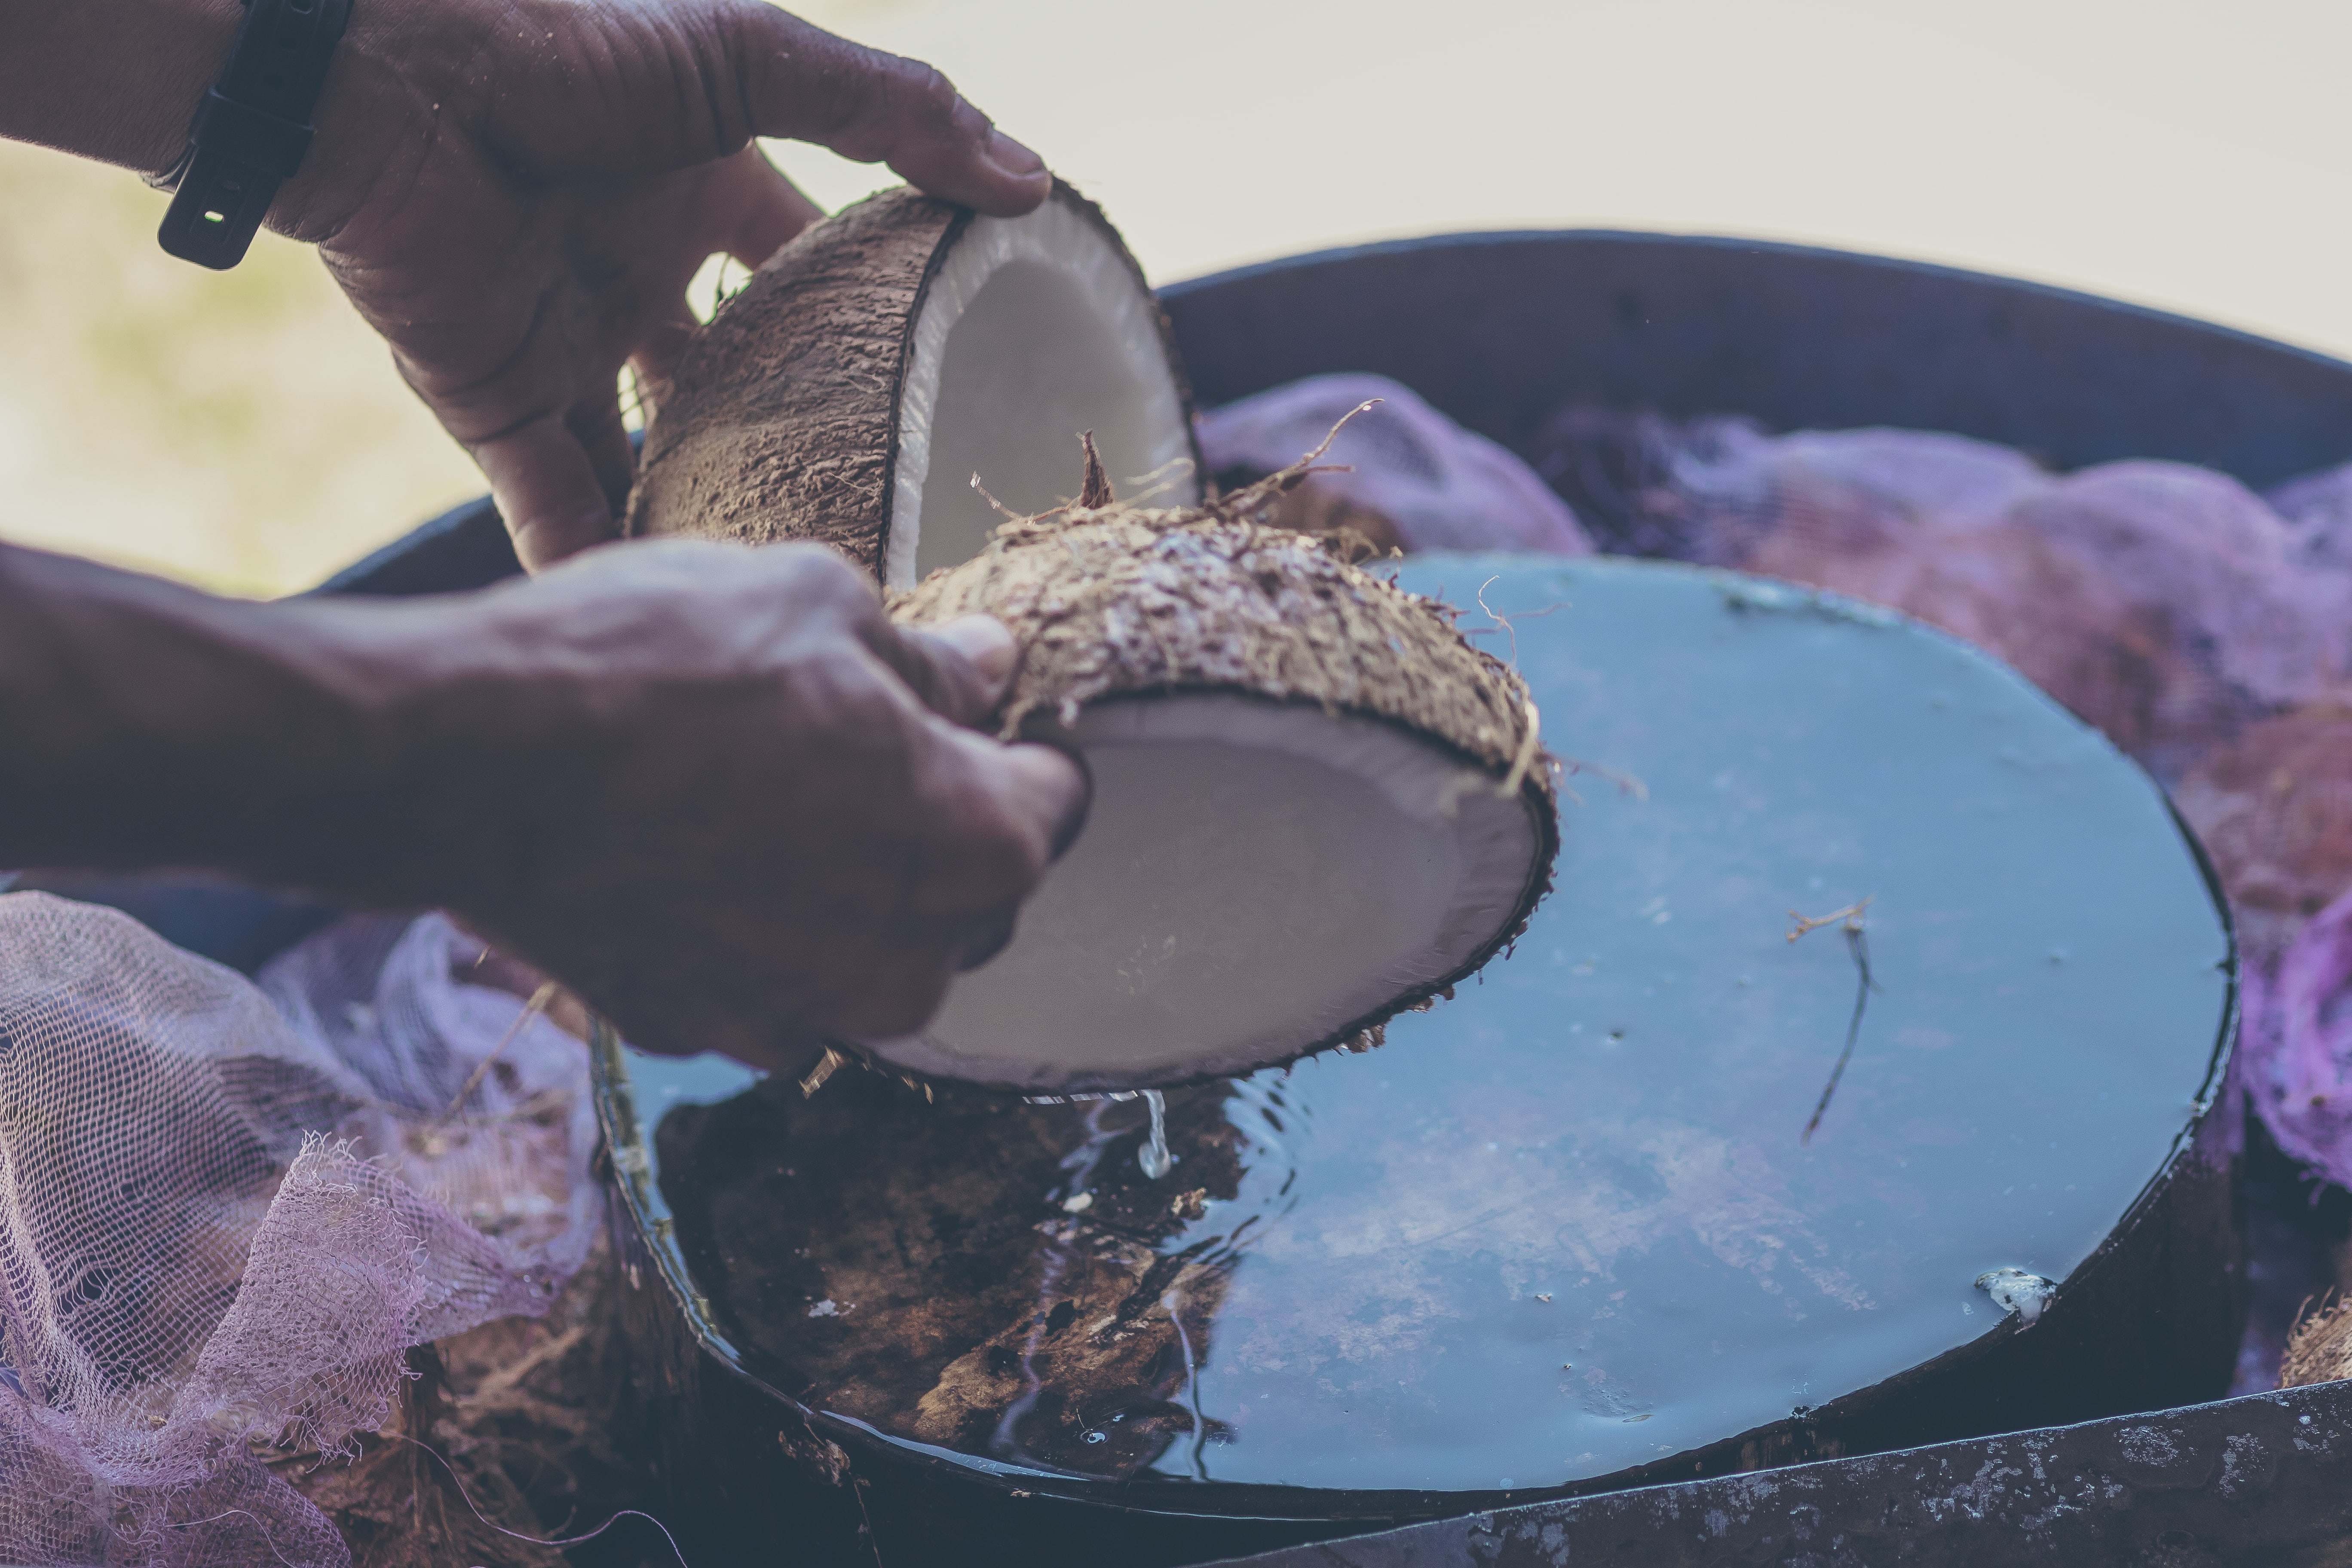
[2269,456,2352,573]
[257,913,600,1278]
[2242,888,2352,1191]
[2171,702,2352,959]
[0,893,593,1568]
[1681,445,2345,779]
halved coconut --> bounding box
[627,180,1201,586]
[874,449,1560,1092]
[626,186,1557,1091]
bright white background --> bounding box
[4,0,2345,592]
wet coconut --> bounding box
[628,188,1560,1093]
[879,440,1558,1090]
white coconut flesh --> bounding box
[865,693,1544,1091]
[884,198,1199,589]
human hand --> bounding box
[381,539,1086,1072]
[271,0,1050,569]
[0,532,1084,1074]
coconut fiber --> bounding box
[895,444,1548,790]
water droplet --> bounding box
[1139,1090,1175,1179]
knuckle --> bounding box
[769,541,881,609]
[896,60,964,126]
[785,647,910,747]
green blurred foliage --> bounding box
[0,142,481,596]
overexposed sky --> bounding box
[783,0,2352,357]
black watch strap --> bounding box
[153,0,354,270]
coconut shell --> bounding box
[895,488,1551,796]
[625,180,1200,581]
[887,466,1559,1071]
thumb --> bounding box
[872,614,1093,862]
[506,3,1047,216]
[711,3,1048,214]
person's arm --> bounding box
[0,0,1050,568]
[0,539,1085,1071]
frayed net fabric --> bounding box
[0,894,593,1568]
[2244,888,2352,1192]
[257,912,600,1277]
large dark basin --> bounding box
[37,229,2352,1567]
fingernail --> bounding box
[931,614,1018,683]
[986,128,1047,179]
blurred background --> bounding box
[6,0,2347,596]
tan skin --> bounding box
[0,0,1088,1072]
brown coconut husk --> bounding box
[879,435,1560,1070]
[897,435,1553,802]
[1220,470,1406,562]
[656,1058,1243,1473]
[282,1363,563,1568]
[625,180,1200,581]
[281,1234,655,1568]
[2283,1291,2352,1388]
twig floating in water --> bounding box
[1789,899,1879,1143]
[1788,899,1871,943]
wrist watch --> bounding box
[149,0,353,270]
